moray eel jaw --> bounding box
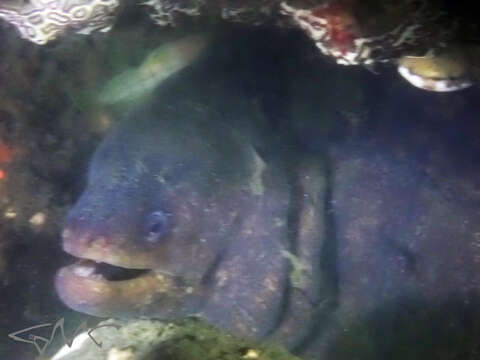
[55,260,197,317]
[56,226,203,317]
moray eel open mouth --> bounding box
[60,259,151,284]
[55,236,191,317]
[56,261,166,317]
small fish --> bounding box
[98,33,210,104]
[397,47,474,92]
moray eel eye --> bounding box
[145,210,170,242]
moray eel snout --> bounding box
[56,185,209,317]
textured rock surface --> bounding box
[50,318,301,360]
[0,0,476,67]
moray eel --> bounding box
[55,47,326,343]
[56,108,287,337]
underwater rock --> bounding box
[280,0,480,91]
[0,236,10,278]
[49,318,301,360]
[1,0,478,91]
[0,0,471,60]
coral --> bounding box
[0,0,466,72]
[142,0,275,26]
[281,0,453,65]
[142,0,204,26]
[0,0,279,42]
[0,0,119,45]
[281,0,359,64]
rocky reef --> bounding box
[49,318,301,360]
[2,1,480,91]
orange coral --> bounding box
[0,142,13,163]
[311,0,358,55]
[0,142,17,181]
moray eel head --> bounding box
[55,103,256,319]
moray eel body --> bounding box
[55,31,480,358]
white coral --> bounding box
[141,0,204,26]
[0,0,119,45]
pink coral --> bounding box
[281,0,447,66]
